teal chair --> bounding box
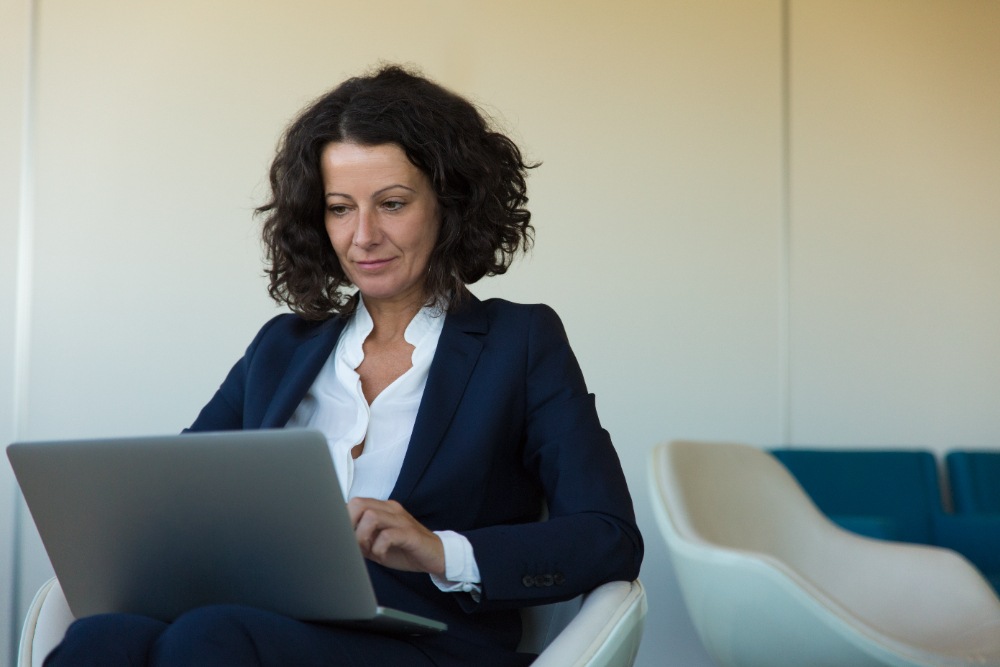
[947,450,1000,513]
[770,448,943,543]
[770,447,1000,595]
[942,450,1000,593]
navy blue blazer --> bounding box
[188,296,643,666]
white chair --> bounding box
[19,577,646,667]
[17,577,74,667]
[649,440,1000,667]
[520,579,647,666]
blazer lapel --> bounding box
[391,296,488,503]
[260,316,347,428]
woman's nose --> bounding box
[353,209,380,248]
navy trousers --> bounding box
[43,605,439,667]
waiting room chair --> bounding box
[521,579,647,666]
[943,449,1000,593]
[17,577,73,667]
[649,440,1000,667]
[19,576,647,667]
[770,448,942,543]
[947,450,1000,513]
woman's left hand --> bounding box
[347,497,446,576]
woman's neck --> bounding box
[363,294,427,343]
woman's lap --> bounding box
[44,605,438,667]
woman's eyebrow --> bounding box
[372,184,417,197]
[325,184,418,199]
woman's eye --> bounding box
[382,200,405,212]
[327,205,350,216]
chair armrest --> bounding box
[532,580,647,667]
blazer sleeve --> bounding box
[460,305,643,611]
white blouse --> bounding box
[286,298,479,593]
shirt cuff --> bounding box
[430,530,482,596]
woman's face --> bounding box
[321,142,440,310]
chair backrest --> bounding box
[770,448,942,543]
[947,450,1000,513]
[649,440,1000,667]
[660,441,833,559]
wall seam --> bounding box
[10,0,39,663]
[779,0,793,445]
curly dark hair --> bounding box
[258,64,537,320]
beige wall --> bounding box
[790,0,1000,446]
[2,1,998,665]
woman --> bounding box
[46,64,642,667]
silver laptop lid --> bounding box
[7,429,443,632]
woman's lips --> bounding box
[355,258,395,271]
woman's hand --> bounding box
[347,497,446,576]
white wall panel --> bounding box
[789,0,1000,449]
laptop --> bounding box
[6,428,446,634]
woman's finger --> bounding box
[345,497,445,575]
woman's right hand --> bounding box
[347,497,446,576]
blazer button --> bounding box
[553,573,566,585]
[541,574,554,587]
[522,575,535,588]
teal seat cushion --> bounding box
[771,448,943,545]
